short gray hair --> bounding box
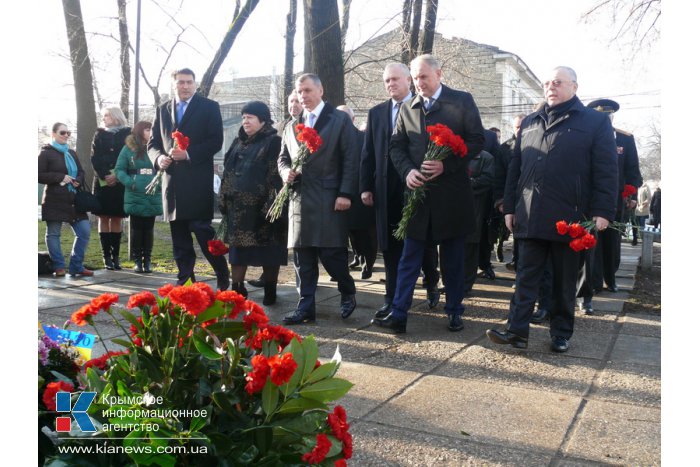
[553,66,577,83]
[296,73,322,87]
[411,54,441,71]
[102,106,128,127]
[384,62,410,77]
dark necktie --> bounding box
[393,102,402,128]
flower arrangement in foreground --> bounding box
[266,124,322,222]
[40,283,354,466]
[145,130,189,195]
[393,123,467,240]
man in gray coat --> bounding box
[278,73,358,324]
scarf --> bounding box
[51,140,78,193]
[543,95,580,124]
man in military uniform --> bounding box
[586,99,643,299]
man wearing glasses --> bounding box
[486,66,618,353]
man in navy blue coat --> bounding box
[486,66,618,353]
[148,68,229,289]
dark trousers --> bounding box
[633,215,648,242]
[591,227,620,290]
[349,227,378,270]
[293,247,356,313]
[463,241,479,292]
[537,254,553,311]
[130,215,155,260]
[506,239,579,339]
[390,235,465,320]
[170,219,229,285]
[478,218,493,270]
[383,234,440,305]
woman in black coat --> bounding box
[38,123,93,277]
[219,101,287,304]
[91,106,131,270]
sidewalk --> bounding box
[38,242,660,466]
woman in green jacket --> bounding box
[115,121,163,273]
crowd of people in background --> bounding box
[39,58,658,354]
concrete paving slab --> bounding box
[39,274,114,289]
[335,361,421,418]
[39,288,98,310]
[351,420,553,466]
[618,313,660,338]
[609,334,660,367]
[366,375,582,453]
[565,400,660,466]
[436,345,598,396]
[593,361,660,407]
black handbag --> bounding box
[74,186,101,213]
[38,251,54,275]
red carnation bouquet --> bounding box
[393,123,468,240]
[146,130,190,195]
[621,184,637,200]
[555,220,598,252]
[266,124,322,221]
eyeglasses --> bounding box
[543,79,575,89]
[58,130,72,136]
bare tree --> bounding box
[640,120,661,180]
[340,0,352,51]
[304,0,345,106]
[283,0,298,118]
[117,0,131,119]
[400,0,412,64]
[581,0,661,56]
[62,0,98,186]
[419,0,438,55]
[199,0,260,97]
[409,0,422,61]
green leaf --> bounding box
[196,300,226,323]
[299,378,353,402]
[261,379,279,416]
[193,334,223,360]
[189,410,208,433]
[305,361,337,384]
[110,338,133,348]
[204,320,247,340]
[84,367,106,393]
[119,309,141,328]
[276,397,327,415]
[279,338,304,397]
[211,392,237,417]
[301,335,319,382]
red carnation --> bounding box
[191,282,215,308]
[621,184,637,199]
[158,283,175,298]
[91,293,120,312]
[207,239,229,257]
[84,350,128,371]
[296,124,322,153]
[245,354,270,394]
[581,233,597,249]
[567,223,585,238]
[71,303,99,326]
[42,381,74,411]
[268,352,298,386]
[301,433,332,465]
[171,130,190,150]
[168,285,211,316]
[215,290,247,319]
[130,317,144,347]
[243,300,270,331]
[341,431,353,459]
[569,238,586,252]
[328,405,350,439]
[555,220,569,235]
[126,291,157,309]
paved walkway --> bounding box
[38,242,660,466]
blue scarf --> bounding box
[51,140,78,193]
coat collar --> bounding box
[170,93,200,130]
[409,85,451,113]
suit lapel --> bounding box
[177,94,198,130]
[313,103,333,134]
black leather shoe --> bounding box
[486,329,528,349]
[551,336,570,353]
[427,287,440,309]
[530,308,548,324]
[348,256,361,269]
[582,302,594,315]
[496,245,504,263]
[482,265,496,280]
[361,268,372,279]
[374,303,391,319]
[340,294,356,319]
[247,277,265,288]
[371,313,406,333]
[593,287,603,294]
[606,284,619,293]
[283,309,316,325]
[103,257,114,270]
[448,314,464,332]
[218,276,231,292]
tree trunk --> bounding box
[117,0,131,120]
[283,0,298,118]
[304,0,344,107]
[400,0,412,65]
[419,0,438,55]
[409,0,422,61]
[340,0,352,51]
[62,0,97,187]
[199,0,260,97]
[303,1,313,71]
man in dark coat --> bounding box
[372,54,485,333]
[360,62,441,318]
[464,150,495,294]
[278,73,358,325]
[476,129,501,280]
[587,98,643,294]
[147,68,229,289]
[486,66,618,353]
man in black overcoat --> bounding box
[147,68,229,289]
[486,66,618,353]
[372,54,485,333]
[359,63,441,319]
